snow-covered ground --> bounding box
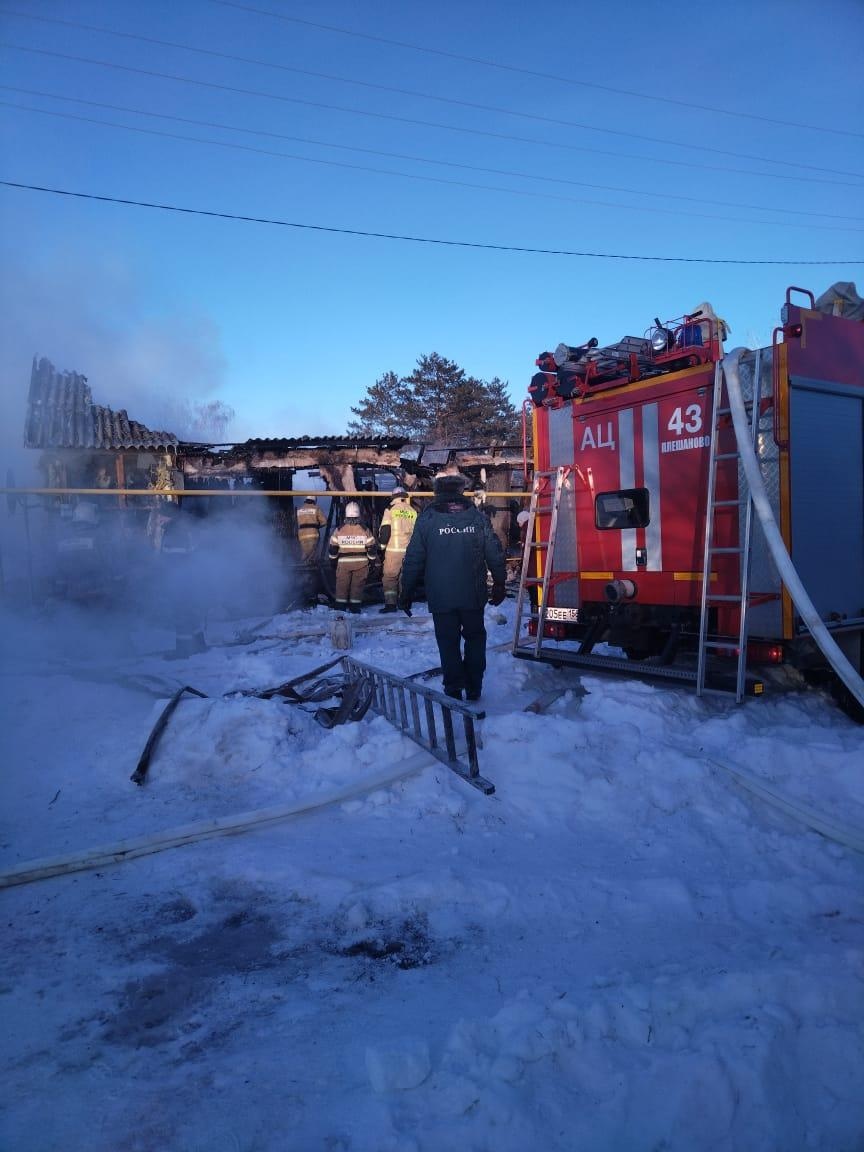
[1,595,863,1152]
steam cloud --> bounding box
[0,241,301,641]
[0,242,230,476]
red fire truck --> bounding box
[514,285,864,717]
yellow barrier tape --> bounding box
[1,488,533,499]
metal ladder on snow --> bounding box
[512,467,575,658]
[341,655,494,794]
[696,351,763,701]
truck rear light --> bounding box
[527,619,568,640]
[716,641,784,664]
[783,323,803,338]
[747,641,784,664]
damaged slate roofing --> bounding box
[24,357,179,452]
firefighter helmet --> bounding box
[345,501,361,518]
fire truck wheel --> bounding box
[623,625,680,665]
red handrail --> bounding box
[785,286,815,310]
[771,326,789,449]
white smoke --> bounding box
[0,241,231,458]
[0,241,305,632]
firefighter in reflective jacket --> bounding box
[296,495,327,563]
[377,487,417,613]
[327,502,378,613]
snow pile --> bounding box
[1,600,862,1151]
[366,1038,432,1093]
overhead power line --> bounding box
[6,7,861,175]
[3,13,863,192]
[209,0,864,141]
[4,90,861,228]
[2,42,862,183]
[2,181,860,264]
[0,45,857,191]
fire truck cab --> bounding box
[515,284,864,716]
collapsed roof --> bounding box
[23,358,525,485]
[25,357,179,452]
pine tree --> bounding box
[347,371,420,438]
[480,377,521,444]
[347,354,520,444]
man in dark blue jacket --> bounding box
[399,471,506,701]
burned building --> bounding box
[19,357,529,605]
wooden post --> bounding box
[115,454,126,507]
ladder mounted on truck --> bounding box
[695,352,763,701]
[512,467,577,658]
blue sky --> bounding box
[1,0,862,443]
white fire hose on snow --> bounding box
[723,349,864,713]
[0,754,434,890]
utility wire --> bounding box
[0,84,857,198]
[1,181,860,265]
[5,101,860,233]
[0,63,856,200]
[210,0,864,140]
[5,7,861,172]
[4,87,861,225]
[0,44,857,190]
[2,41,862,183]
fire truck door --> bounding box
[571,402,665,575]
[617,405,662,572]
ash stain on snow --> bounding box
[104,972,203,1048]
[103,906,282,1048]
[333,914,434,971]
[164,909,280,977]
[156,895,198,924]
[101,891,442,1050]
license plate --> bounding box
[545,607,579,622]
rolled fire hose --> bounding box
[723,348,864,712]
